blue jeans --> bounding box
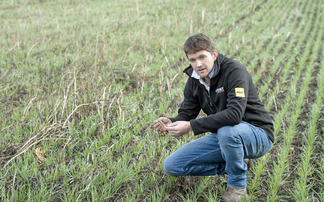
[163,122,272,189]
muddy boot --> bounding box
[220,186,247,202]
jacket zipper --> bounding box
[206,90,217,113]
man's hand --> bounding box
[153,117,172,132]
[165,121,192,137]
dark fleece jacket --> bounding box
[170,53,274,142]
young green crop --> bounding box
[0,0,323,201]
[158,119,167,127]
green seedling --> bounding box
[158,119,166,127]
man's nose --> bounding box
[196,60,202,67]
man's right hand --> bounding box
[153,117,172,132]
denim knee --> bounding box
[217,126,242,146]
[163,156,182,176]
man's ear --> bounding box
[213,50,218,61]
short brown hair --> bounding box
[184,33,215,55]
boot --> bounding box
[220,186,247,202]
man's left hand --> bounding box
[165,121,192,137]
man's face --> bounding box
[187,50,218,80]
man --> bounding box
[153,33,274,201]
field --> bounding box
[0,0,323,201]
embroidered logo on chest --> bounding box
[215,87,224,93]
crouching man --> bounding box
[153,33,274,201]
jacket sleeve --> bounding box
[190,66,249,135]
[170,78,201,122]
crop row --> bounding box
[0,0,323,201]
[250,0,323,200]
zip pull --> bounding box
[207,91,213,106]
